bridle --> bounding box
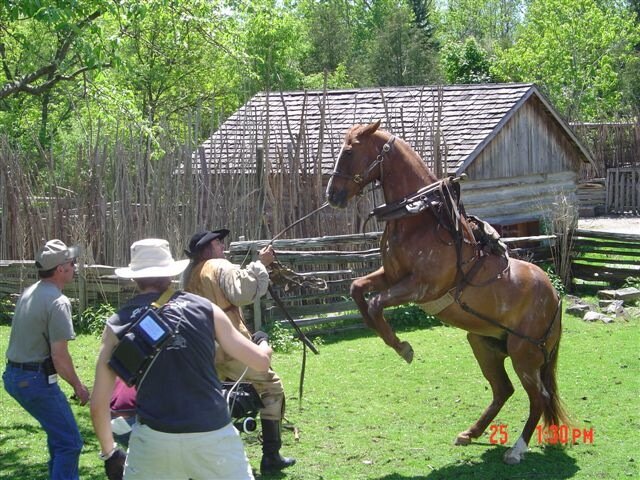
[330,136,396,187]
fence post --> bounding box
[78,257,87,313]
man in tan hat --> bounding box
[182,229,296,475]
[3,239,90,480]
[90,238,272,480]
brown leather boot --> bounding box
[260,419,296,474]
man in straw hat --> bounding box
[3,239,90,480]
[90,238,272,480]
[182,229,296,475]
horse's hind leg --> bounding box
[454,333,514,446]
[502,340,546,465]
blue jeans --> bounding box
[3,366,83,480]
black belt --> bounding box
[7,360,44,371]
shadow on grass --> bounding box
[0,423,49,480]
[0,411,104,480]
[374,445,579,480]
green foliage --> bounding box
[492,0,640,121]
[623,276,640,289]
[364,0,441,86]
[233,0,307,93]
[302,64,356,90]
[441,37,493,83]
[0,0,123,151]
[0,297,15,325]
[73,303,116,336]
[387,303,441,329]
[263,321,302,354]
[542,264,567,296]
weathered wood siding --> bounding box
[460,96,582,226]
[461,172,577,225]
[465,98,583,179]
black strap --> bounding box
[267,285,318,355]
[267,284,319,405]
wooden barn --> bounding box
[194,83,595,239]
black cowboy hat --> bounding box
[185,229,230,257]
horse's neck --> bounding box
[381,139,436,204]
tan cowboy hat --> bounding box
[115,238,189,279]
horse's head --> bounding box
[326,120,387,208]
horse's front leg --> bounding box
[353,271,423,363]
[350,267,388,330]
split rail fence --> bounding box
[570,229,640,292]
[1,230,638,333]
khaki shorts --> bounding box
[124,422,253,480]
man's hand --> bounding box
[258,245,275,267]
[104,448,127,480]
[73,383,91,406]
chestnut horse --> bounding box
[326,121,568,464]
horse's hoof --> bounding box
[503,438,528,465]
[454,433,472,446]
[398,341,414,363]
[503,447,526,465]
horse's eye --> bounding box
[343,149,352,156]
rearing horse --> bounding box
[326,121,568,464]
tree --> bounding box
[0,0,122,148]
[439,0,526,49]
[299,0,355,75]
[493,0,640,121]
[442,37,493,84]
[232,0,306,94]
[107,0,237,135]
[364,0,441,86]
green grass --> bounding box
[1,307,638,479]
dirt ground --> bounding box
[578,216,640,234]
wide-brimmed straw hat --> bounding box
[115,238,189,279]
[184,229,230,258]
[35,239,80,271]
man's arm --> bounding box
[90,326,120,457]
[213,303,272,371]
[219,246,274,306]
[50,340,90,405]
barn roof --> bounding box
[194,83,593,175]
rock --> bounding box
[604,300,625,317]
[566,303,593,316]
[583,311,614,323]
[597,287,640,303]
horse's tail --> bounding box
[541,308,570,428]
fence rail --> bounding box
[571,229,640,291]
[2,230,638,334]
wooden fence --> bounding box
[228,233,555,331]
[2,230,638,333]
[570,229,640,292]
[606,167,640,214]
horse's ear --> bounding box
[361,120,381,137]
